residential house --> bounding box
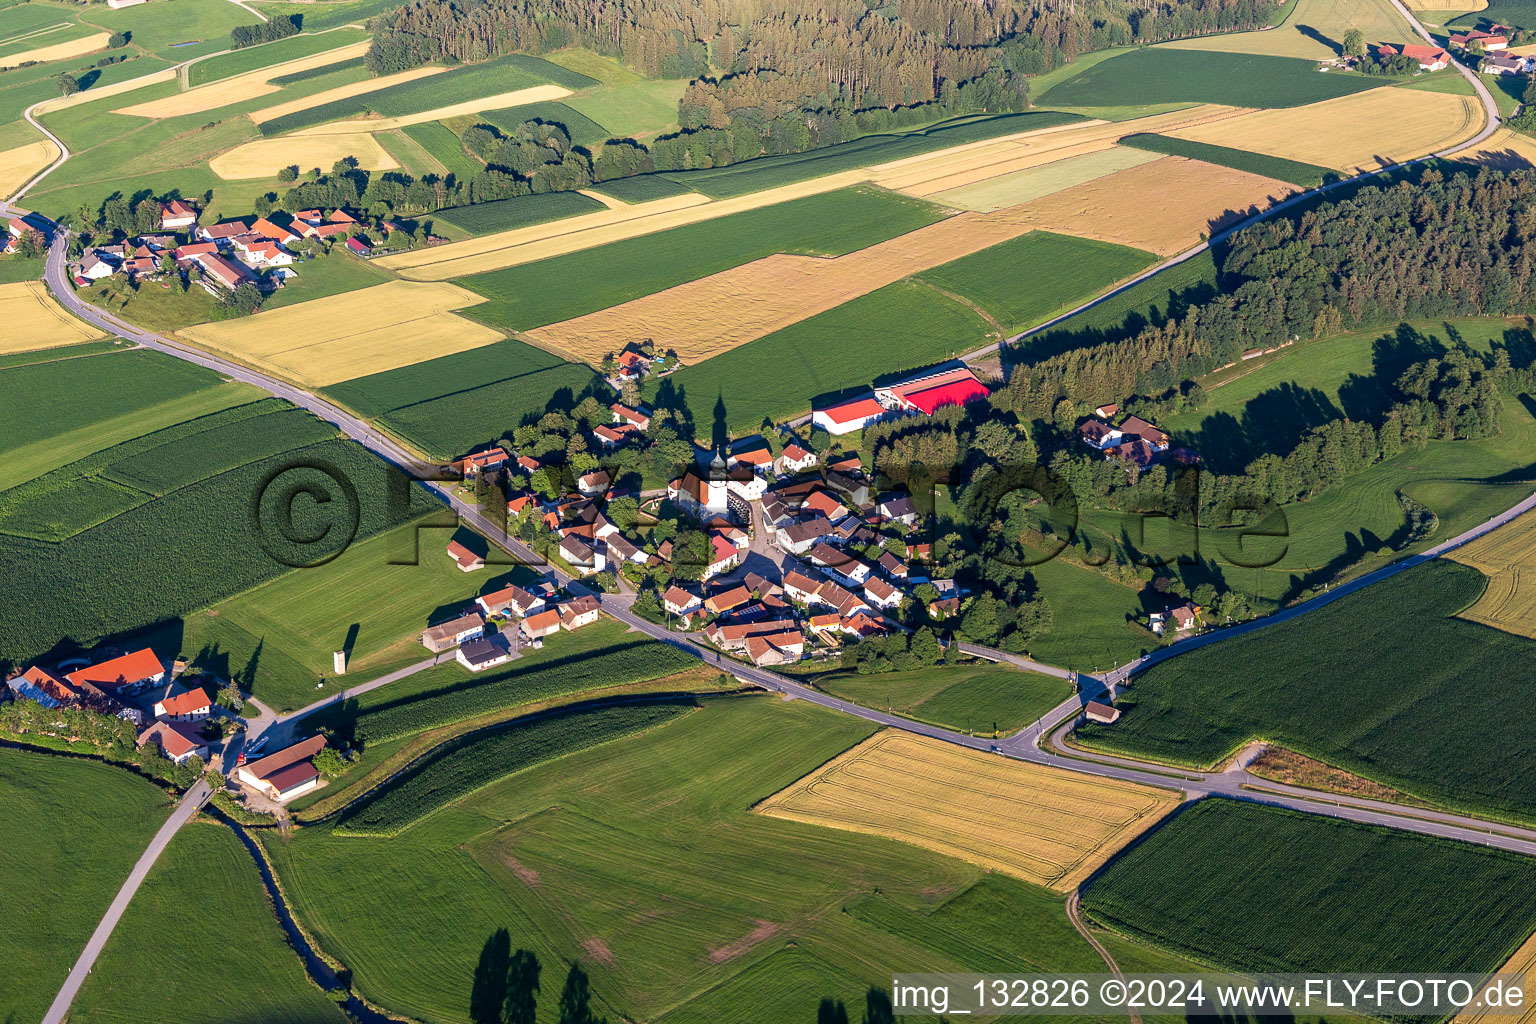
[136,720,209,764]
[823,469,870,506]
[1105,439,1156,468]
[78,253,117,280]
[877,494,919,526]
[663,585,703,617]
[1169,602,1199,633]
[705,533,741,579]
[802,488,849,523]
[153,686,212,721]
[1483,53,1525,73]
[476,584,544,619]
[236,736,327,801]
[862,575,902,610]
[247,216,300,245]
[705,618,799,652]
[454,445,510,477]
[745,631,805,666]
[66,648,165,695]
[232,235,293,268]
[1117,415,1170,452]
[577,470,610,498]
[1079,419,1124,450]
[1452,28,1507,49]
[521,608,562,640]
[593,423,637,446]
[559,534,606,574]
[1085,701,1120,724]
[705,585,752,615]
[198,220,250,244]
[877,551,909,580]
[457,634,515,672]
[447,539,485,572]
[420,611,485,653]
[1093,403,1119,419]
[610,403,651,431]
[727,438,774,475]
[559,595,601,631]
[776,516,834,556]
[775,444,818,476]
[507,492,537,517]
[159,199,198,231]
[174,241,217,263]
[605,533,645,565]
[813,393,885,435]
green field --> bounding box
[1119,132,1337,186]
[400,119,482,180]
[258,53,596,134]
[264,695,1123,1024]
[320,337,598,458]
[916,231,1157,336]
[0,748,171,1024]
[0,426,436,666]
[261,248,394,309]
[70,820,344,1024]
[1079,560,1536,820]
[91,0,253,60]
[1160,0,1407,60]
[352,634,698,743]
[659,111,1086,198]
[270,53,367,85]
[0,348,225,458]
[816,662,1068,734]
[461,186,949,332]
[1083,799,1536,973]
[186,26,368,85]
[339,700,695,835]
[435,189,606,235]
[1039,49,1387,109]
[1450,0,1536,28]
[477,98,609,146]
[587,172,695,203]
[562,76,688,137]
[1017,249,1221,356]
[0,52,170,125]
[644,280,992,435]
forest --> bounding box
[814,167,1536,646]
[365,0,1279,167]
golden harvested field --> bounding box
[1458,128,1536,170]
[1167,87,1483,173]
[528,211,1038,364]
[248,65,447,125]
[757,731,1179,891]
[1002,155,1294,255]
[384,111,1241,280]
[1448,512,1536,638]
[32,68,177,115]
[1163,0,1404,59]
[0,138,59,199]
[1409,0,1484,9]
[1454,928,1536,1024]
[209,131,398,179]
[0,282,103,351]
[0,30,107,70]
[295,84,572,134]
[378,191,719,279]
[114,40,373,119]
[179,281,502,386]
[873,104,1244,197]
[932,145,1164,212]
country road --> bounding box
[38,781,211,1024]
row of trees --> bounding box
[230,14,300,49]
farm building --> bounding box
[1376,43,1451,70]
[66,648,165,694]
[1085,701,1120,724]
[457,635,515,672]
[876,365,991,416]
[136,720,208,764]
[236,736,327,802]
[521,608,562,640]
[420,612,486,653]
[476,583,544,618]
[152,686,212,721]
[454,445,510,476]
[814,394,886,435]
[446,539,485,572]
[559,595,602,630]
[159,200,198,231]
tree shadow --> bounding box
[1295,23,1340,51]
[470,929,511,1024]
[1337,323,1446,421]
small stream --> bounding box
[221,815,397,1024]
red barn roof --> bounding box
[902,377,991,415]
[66,649,163,691]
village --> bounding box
[61,198,410,300]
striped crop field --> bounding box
[1449,511,1536,638]
[756,730,1179,891]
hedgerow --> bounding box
[336,700,694,836]
[354,641,697,744]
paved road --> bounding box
[39,780,211,1024]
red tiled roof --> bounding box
[67,649,163,690]
[157,687,210,716]
[816,395,884,425]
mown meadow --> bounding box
[265,696,1123,1024]
[1039,48,1387,109]
[0,748,172,1024]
